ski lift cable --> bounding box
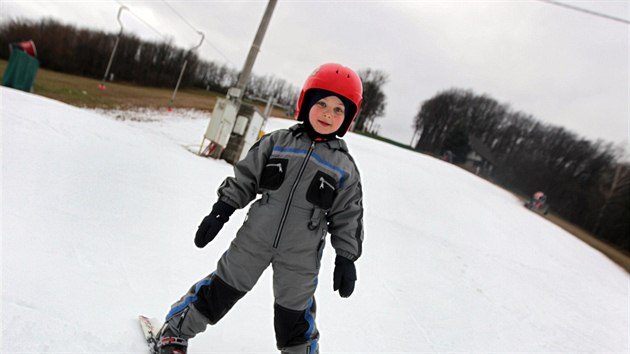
[160,0,198,34]
[202,38,237,68]
[114,0,166,38]
[160,0,237,67]
[536,0,630,25]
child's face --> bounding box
[308,95,346,135]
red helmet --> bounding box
[296,63,363,137]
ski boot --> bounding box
[156,323,188,354]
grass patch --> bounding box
[0,59,270,114]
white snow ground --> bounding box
[2,86,628,353]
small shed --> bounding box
[463,136,497,177]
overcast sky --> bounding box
[2,0,628,149]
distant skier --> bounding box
[525,191,550,215]
[156,63,365,354]
[440,150,454,163]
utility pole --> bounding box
[200,0,278,163]
[232,0,278,100]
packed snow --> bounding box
[2,87,628,353]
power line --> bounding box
[537,0,630,25]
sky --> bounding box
[3,86,628,351]
[2,0,628,149]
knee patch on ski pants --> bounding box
[167,273,246,331]
[195,274,246,325]
[274,300,318,350]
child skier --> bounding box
[157,63,364,354]
[525,191,550,215]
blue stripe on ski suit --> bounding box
[165,277,213,320]
[303,297,318,353]
[272,146,348,188]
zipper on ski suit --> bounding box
[266,162,283,173]
[273,141,316,248]
[319,177,335,191]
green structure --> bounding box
[2,49,40,92]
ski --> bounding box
[139,315,161,354]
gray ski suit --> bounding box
[163,124,364,353]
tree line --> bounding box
[0,18,300,107]
[413,88,629,251]
[0,18,389,130]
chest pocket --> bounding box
[307,171,338,210]
[260,158,288,190]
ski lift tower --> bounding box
[167,31,205,111]
[99,5,128,90]
[199,0,277,161]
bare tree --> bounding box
[353,68,388,134]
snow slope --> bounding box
[2,87,628,353]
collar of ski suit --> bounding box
[289,124,349,153]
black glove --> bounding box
[333,255,357,298]
[194,200,236,248]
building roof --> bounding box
[468,136,498,166]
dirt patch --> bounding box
[518,195,630,273]
[546,213,630,273]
